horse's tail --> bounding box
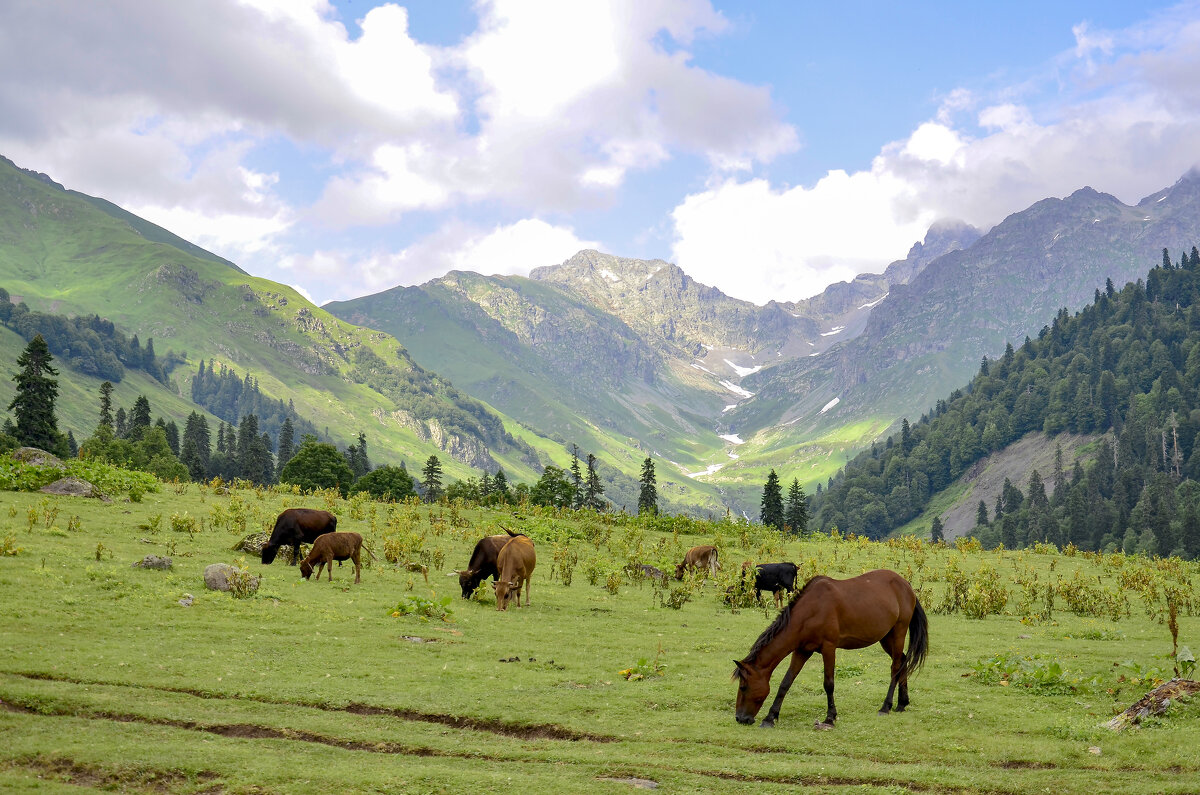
[901,598,929,679]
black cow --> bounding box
[261,508,337,565]
[455,534,511,598]
[748,562,799,607]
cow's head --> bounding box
[261,544,279,565]
[493,579,515,611]
[300,561,314,580]
[458,569,478,598]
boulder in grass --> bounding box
[230,531,272,555]
[13,447,63,468]
[133,555,173,570]
[39,476,111,502]
[203,563,260,595]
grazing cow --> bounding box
[261,509,337,565]
[454,534,512,598]
[742,561,799,607]
[493,535,536,611]
[675,545,720,580]
[300,532,372,584]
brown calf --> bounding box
[300,532,370,584]
[493,535,536,611]
[675,545,720,580]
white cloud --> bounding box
[280,218,598,304]
[670,7,1200,306]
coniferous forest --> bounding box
[814,246,1200,559]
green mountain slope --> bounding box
[327,270,736,513]
[0,155,546,482]
[813,245,1200,558]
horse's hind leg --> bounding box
[761,650,811,728]
[878,629,906,714]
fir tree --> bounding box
[164,419,180,456]
[8,334,65,454]
[114,407,127,439]
[637,456,658,516]
[930,516,945,544]
[421,455,444,502]
[582,453,606,511]
[275,416,295,476]
[97,381,114,432]
[127,395,152,439]
[784,478,808,534]
[492,468,510,503]
[760,469,784,529]
[569,444,583,508]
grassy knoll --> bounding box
[0,480,1198,793]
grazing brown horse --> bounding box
[732,569,928,728]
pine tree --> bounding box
[582,453,606,511]
[421,455,444,502]
[492,468,510,503]
[275,416,295,475]
[66,429,78,457]
[8,334,65,454]
[760,469,784,529]
[97,381,114,432]
[930,516,945,544]
[784,478,808,534]
[164,420,180,455]
[127,395,152,439]
[569,444,583,509]
[114,407,127,439]
[637,456,658,515]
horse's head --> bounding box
[732,659,770,725]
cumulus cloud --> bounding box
[279,218,599,303]
[670,6,1200,305]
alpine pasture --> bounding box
[0,479,1198,794]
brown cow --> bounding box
[675,545,720,580]
[299,532,372,583]
[262,508,337,565]
[493,535,536,611]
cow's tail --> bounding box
[363,543,379,563]
[901,599,929,680]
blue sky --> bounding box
[3,1,1199,305]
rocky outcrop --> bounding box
[39,476,110,501]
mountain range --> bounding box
[4,150,1200,520]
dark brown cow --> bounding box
[454,534,511,598]
[261,508,337,565]
[300,532,371,583]
[493,535,536,611]
[675,545,720,579]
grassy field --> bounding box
[1,479,1198,794]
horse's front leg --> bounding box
[821,645,837,726]
[761,650,811,728]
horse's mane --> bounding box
[742,575,827,665]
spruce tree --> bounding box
[637,456,658,516]
[8,334,65,454]
[275,416,295,475]
[421,455,444,502]
[569,444,583,509]
[492,468,510,503]
[98,381,114,431]
[760,469,784,529]
[784,478,808,534]
[582,453,606,511]
[164,419,180,455]
[930,516,945,544]
[127,395,152,439]
[114,407,127,439]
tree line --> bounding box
[0,287,177,384]
[813,245,1200,559]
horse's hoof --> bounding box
[760,719,775,729]
[878,708,891,716]
[814,721,834,730]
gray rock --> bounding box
[230,531,271,554]
[133,555,172,570]
[203,563,260,595]
[39,476,111,502]
[13,447,63,468]
[178,594,194,607]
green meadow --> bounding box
[0,479,1198,794]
